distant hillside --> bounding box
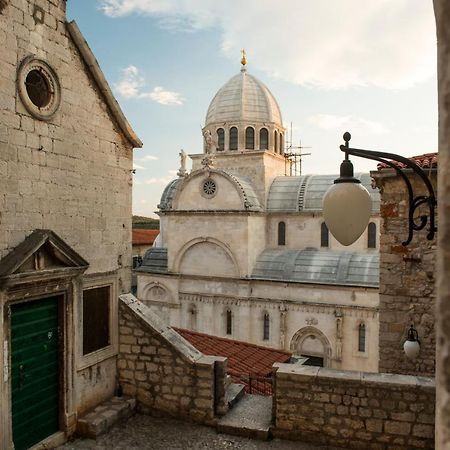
[132,215,160,230]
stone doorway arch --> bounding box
[290,326,332,367]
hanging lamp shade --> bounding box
[323,157,372,246]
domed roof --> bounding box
[205,69,283,127]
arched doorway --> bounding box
[290,326,332,367]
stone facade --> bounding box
[0,1,141,448]
[273,364,435,449]
[118,294,228,423]
[372,170,437,376]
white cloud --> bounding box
[133,162,146,170]
[101,0,435,90]
[115,65,184,105]
[308,114,388,135]
[140,154,159,161]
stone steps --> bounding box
[77,396,136,438]
[217,394,272,440]
[225,383,246,409]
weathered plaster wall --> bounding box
[273,364,435,449]
[434,0,450,447]
[372,171,437,376]
[118,295,228,422]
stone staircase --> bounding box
[77,396,136,438]
[217,393,272,440]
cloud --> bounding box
[139,154,159,161]
[100,0,435,90]
[308,114,388,135]
[144,175,175,185]
[115,65,184,105]
[133,162,146,170]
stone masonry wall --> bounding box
[0,0,134,289]
[273,364,435,450]
[118,294,228,424]
[372,171,437,376]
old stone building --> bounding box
[137,59,381,372]
[0,1,142,448]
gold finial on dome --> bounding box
[240,49,247,70]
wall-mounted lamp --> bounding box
[323,132,437,246]
[403,324,420,360]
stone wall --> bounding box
[118,294,228,423]
[372,171,437,376]
[273,364,435,450]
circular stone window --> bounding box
[17,56,61,120]
[201,178,217,198]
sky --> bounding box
[67,1,437,218]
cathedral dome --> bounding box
[205,70,283,127]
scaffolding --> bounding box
[284,123,312,176]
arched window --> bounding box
[279,133,283,155]
[367,222,376,248]
[229,127,238,150]
[263,313,270,340]
[278,221,286,245]
[245,127,254,150]
[260,128,268,150]
[226,310,233,335]
[217,128,224,151]
[274,130,278,153]
[321,222,329,247]
[358,323,366,352]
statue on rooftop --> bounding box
[177,149,188,177]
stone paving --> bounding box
[58,414,336,450]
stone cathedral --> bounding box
[137,56,381,372]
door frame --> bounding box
[1,271,81,449]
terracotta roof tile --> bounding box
[174,328,291,377]
[132,229,159,245]
[377,152,437,170]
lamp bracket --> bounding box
[340,132,437,246]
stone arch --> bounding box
[290,326,332,367]
[174,237,240,277]
[141,281,172,305]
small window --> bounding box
[217,128,224,151]
[260,128,268,150]
[229,127,238,150]
[263,313,270,340]
[189,304,197,330]
[245,127,254,150]
[274,130,278,153]
[278,221,286,246]
[367,222,376,248]
[83,286,110,355]
[226,310,232,335]
[321,222,329,247]
[279,133,283,155]
[358,323,366,352]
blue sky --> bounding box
[67,1,437,218]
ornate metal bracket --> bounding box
[340,132,437,246]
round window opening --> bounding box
[25,69,51,108]
[17,56,61,120]
[202,178,217,197]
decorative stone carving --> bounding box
[305,317,318,326]
[177,149,188,177]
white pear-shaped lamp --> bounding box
[323,134,372,246]
[403,324,420,360]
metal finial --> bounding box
[343,131,351,145]
[241,49,247,69]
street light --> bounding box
[323,132,437,246]
[403,325,420,360]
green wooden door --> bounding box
[11,297,60,450]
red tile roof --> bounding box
[377,152,437,170]
[174,328,291,378]
[132,229,159,245]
